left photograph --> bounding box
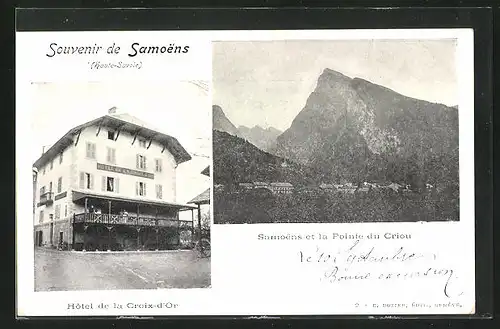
[30,80,211,291]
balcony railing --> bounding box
[39,192,54,206]
[74,213,192,228]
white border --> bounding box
[16,29,475,317]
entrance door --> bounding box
[49,223,54,246]
[59,232,63,247]
[38,231,43,246]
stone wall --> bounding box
[34,218,73,249]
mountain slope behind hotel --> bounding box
[213,130,315,186]
[275,68,459,187]
[237,125,282,152]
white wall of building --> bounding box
[75,125,177,203]
[34,143,74,225]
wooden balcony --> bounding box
[38,192,54,206]
[73,213,192,228]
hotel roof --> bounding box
[270,182,293,187]
[188,188,210,205]
[201,166,210,176]
[33,110,192,169]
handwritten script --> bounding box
[298,240,462,298]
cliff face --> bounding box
[275,68,459,186]
[238,125,282,152]
[213,105,282,153]
[213,105,240,136]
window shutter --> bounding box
[143,183,147,196]
[101,176,106,191]
[112,149,116,164]
[115,178,119,193]
[79,172,84,189]
[144,156,147,170]
[92,143,96,159]
[135,182,139,195]
[136,155,139,169]
[90,174,94,190]
[106,147,110,162]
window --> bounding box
[59,152,63,164]
[39,210,44,223]
[139,139,147,148]
[64,204,68,217]
[57,177,62,193]
[136,154,147,170]
[101,176,119,193]
[106,147,116,164]
[107,177,115,192]
[108,130,115,140]
[40,186,46,196]
[55,205,60,220]
[136,182,147,196]
[79,172,94,190]
[50,160,53,170]
[155,159,162,173]
[49,182,53,192]
[155,184,163,199]
[86,142,96,159]
[42,167,46,175]
[49,214,54,222]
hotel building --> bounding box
[33,108,197,251]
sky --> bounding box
[213,39,458,131]
[29,81,211,205]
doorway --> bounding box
[49,223,54,246]
[37,231,43,246]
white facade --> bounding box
[34,117,181,226]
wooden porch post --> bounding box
[107,226,112,252]
[197,204,202,246]
[191,209,195,241]
[176,211,180,247]
[136,228,141,251]
[155,208,159,250]
[136,204,140,249]
[71,214,76,250]
[84,198,88,218]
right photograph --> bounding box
[212,40,459,224]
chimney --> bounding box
[108,106,117,114]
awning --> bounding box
[72,190,197,210]
[188,188,210,205]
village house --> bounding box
[253,182,269,189]
[214,184,225,192]
[33,107,197,251]
[296,186,319,195]
[238,182,254,190]
[269,182,294,194]
[338,183,357,194]
[386,182,403,192]
[319,183,336,192]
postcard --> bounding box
[16,28,475,317]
